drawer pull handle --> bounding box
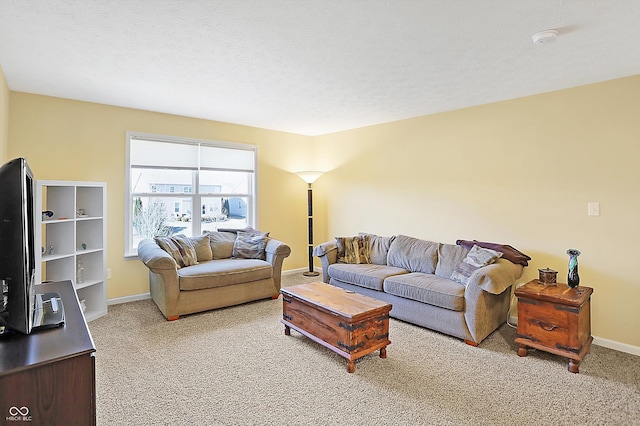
[532,319,558,331]
[283,297,292,303]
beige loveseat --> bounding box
[138,229,291,320]
[313,234,529,345]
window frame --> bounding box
[124,131,258,258]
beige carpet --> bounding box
[90,274,640,425]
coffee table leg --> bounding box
[380,347,387,359]
[284,325,290,336]
[347,360,355,373]
[568,359,580,374]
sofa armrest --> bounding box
[313,241,338,283]
[137,239,181,319]
[462,259,524,343]
[463,279,513,344]
[265,238,291,291]
[467,258,524,295]
[138,239,178,271]
[464,259,524,343]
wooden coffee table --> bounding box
[280,282,392,373]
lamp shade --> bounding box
[295,171,323,184]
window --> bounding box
[125,132,257,257]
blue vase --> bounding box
[566,249,581,288]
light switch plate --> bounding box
[588,202,600,216]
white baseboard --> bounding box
[592,336,640,356]
[282,267,307,275]
[282,267,321,275]
[107,292,151,306]
[508,315,639,356]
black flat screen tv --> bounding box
[0,157,36,334]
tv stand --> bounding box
[0,281,96,425]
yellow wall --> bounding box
[6,75,640,349]
[8,93,314,299]
[313,75,640,348]
[0,65,9,161]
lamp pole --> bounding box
[295,171,322,277]
[304,182,318,277]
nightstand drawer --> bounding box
[517,299,572,349]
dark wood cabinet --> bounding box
[0,281,96,425]
[514,279,593,373]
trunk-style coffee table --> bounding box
[280,282,392,373]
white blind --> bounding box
[200,145,254,171]
[130,138,255,171]
[131,139,199,169]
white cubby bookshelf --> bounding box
[35,180,107,322]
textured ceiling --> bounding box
[1,0,640,136]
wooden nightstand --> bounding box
[514,279,593,373]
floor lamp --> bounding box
[295,171,323,277]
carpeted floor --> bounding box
[89,274,640,425]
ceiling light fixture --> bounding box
[532,29,559,44]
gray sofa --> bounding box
[313,234,528,345]
[138,229,291,320]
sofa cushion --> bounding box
[178,259,272,291]
[190,234,213,262]
[450,245,503,286]
[232,231,268,259]
[435,244,469,278]
[218,226,263,235]
[154,236,186,268]
[359,233,395,265]
[336,235,371,264]
[387,235,439,274]
[383,272,465,311]
[206,231,237,259]
[171,234,199,266]
[328,263,409,291]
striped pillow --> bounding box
[171,234,199,266]
[154,236,185,268]
[450,245,502,286]
[232,231,268,260]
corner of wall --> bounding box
[0,64,10,162]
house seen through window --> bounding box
[125,132,257,256]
